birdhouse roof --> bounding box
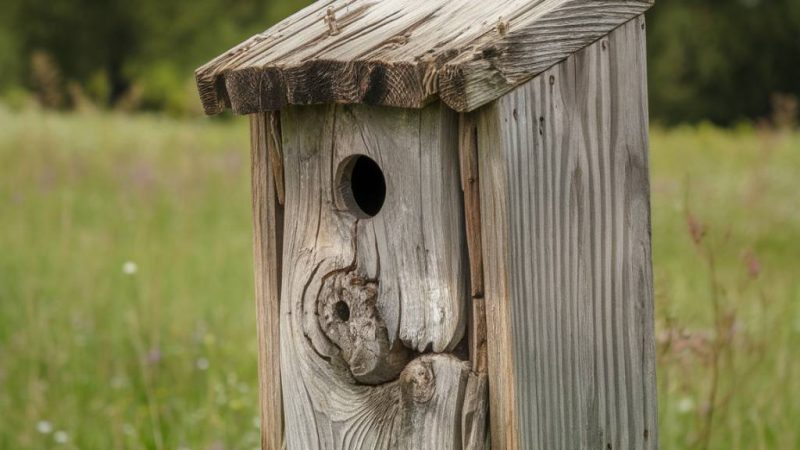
[196,0,653,115]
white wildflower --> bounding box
[54,430,69,444]
[36,421,53,434]
[122,261,138,275]
[677,396,695,414]
[196,357,210,371]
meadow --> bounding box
[1,105,798,449]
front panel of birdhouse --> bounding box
[274,102,483,449]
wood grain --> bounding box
[277,101,482,449]
[196,0,654,115]
[477,15,658,449]
[461,372,490,450]
[458,113,484,300]
[266,112,285,206]
[250,112,285,450]
[475,100,520,450]
[459,112,490,449]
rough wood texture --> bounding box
[196,0,654,115]
[477,16,658,449]
[278,101,483,449]
[459,113,490,450]
[476,106,519,450]
[266,112,286,205]
[461,373,490,450]
[250,112,285,449]
[458,113,484,299]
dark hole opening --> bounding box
[334,301,350,321]
[349,156,386,217]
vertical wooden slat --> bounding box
[250,112,284,450]
[458,113,484,300]
[459,112,491,450]
[459,112,488,375]
[476,15,658,449]
[476,103,520,450]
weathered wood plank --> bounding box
[278,101,479,449]
[439,0,654,112]
[266,112,285,206]
[196,0,654,115]
[250,112,285,450]
[475,101,520,450]
[458,113,484,299]
[477,15,658,449]
[459,112,490,450]
[461,372,491,450]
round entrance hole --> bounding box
[336,155,386,218]
[334,301,350,321]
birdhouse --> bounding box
[196,1,658,449]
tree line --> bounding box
[1,0,798,125]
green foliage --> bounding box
[0,1,22,93]
[3,0,312,112]
[649,124,800,448]
[647,0,800,124]
[0,109,256,449]
[2,0,800,120]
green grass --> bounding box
[650,124,800,450]
[0,106,798,449]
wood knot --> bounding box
[325,6,340,36]
[318,271,409,384]
[496,17,509,37]
[400,359,435,403]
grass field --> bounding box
[1,105,798,449]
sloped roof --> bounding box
[196,0,653,115]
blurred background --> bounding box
[0,1,798,449]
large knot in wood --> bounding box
[399,358,435,404]
[318,271,409,385]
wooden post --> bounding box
[199,2,658,449]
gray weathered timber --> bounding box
[278,101,482,449]
[477,15,658,449]
[459,112,490,450]
[475,106,519,450]
[196,0,654,116]
[461,373,491,450]
[250,112,285,449]
[459,113,484,300]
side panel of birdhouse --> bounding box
[477,16,658,449]
[250,112,285,450]
[275,102,487,449]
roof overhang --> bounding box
[196,0,654,115]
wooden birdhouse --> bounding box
[196,1,658,449]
